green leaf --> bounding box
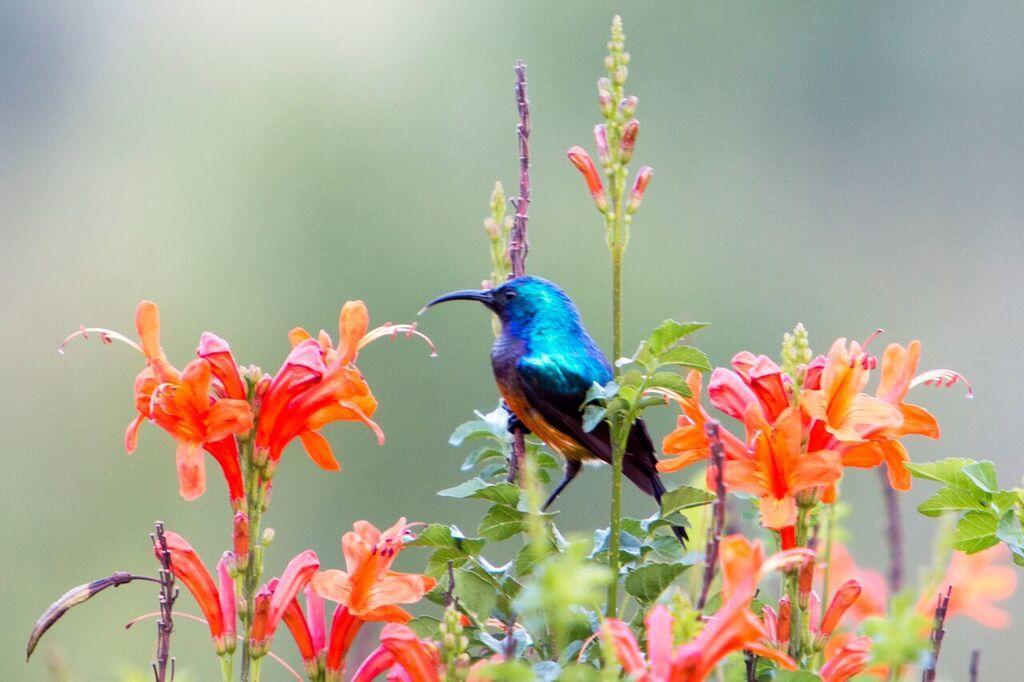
[646,371,693,398]
[406,616,441,639]
[773,672,822,681]
[478,504,525,541]
[438,478,521,507]
[624,562,688,603]
[951,510,1000,554]
[581,405,606,432]
[906,458,986,492]
[661,485,716,517]
[461,447,505,471]
[453,567,498,622]
[963,461,999,493]
[996,509,1024,551]
[449,420,497,447]
[471,662,535,682]
[647,320,710,356]
[916,487,989,517]
[411,523,486,554]
[658,345,711,371]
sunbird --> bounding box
[424,275,687,545]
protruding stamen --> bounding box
[911,369,974,399]
[358,323,437,358]
[59,326,142,355]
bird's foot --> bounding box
[501,401,531,435]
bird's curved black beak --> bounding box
[419,289,494,315]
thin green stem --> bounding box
[606,409,631,618]
[220,654,234,682]
[239,437,266,682]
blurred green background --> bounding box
[3,2,1022,679]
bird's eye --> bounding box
[503,289,518,301]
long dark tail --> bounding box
[622,422,689,548]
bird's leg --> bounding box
[501,400,531,436]
[542,459,582,511]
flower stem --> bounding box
[220,653,234,682]
[606,406,630,618]
[239,437,266,682]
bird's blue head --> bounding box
[422,276,582,336]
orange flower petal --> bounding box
[338,301,370,365]
[176,442,207,501]
[298,430,341,471]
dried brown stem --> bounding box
[697,421,727,611]
[506,59,531,485]
[150,521,177,682]
[921,586,953,682]
[969,650,980,682]
[878,467,904,591]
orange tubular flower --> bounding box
[816,543,887,624]
[841,340,970,490]
[158,532,233,655]
[800,337,902,444]
[279,586,327,679]
[820,635,872,682]
[722,407,842,530]
[916,546,1017,629]
[659,370,748,475]
[258,301,433,474]
[249,550,320,657]
[567,145,608,212]
[351,624,441,682]
[64,301,254,505]
[310,519,436,679]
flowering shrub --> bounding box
[27,15,1022,682]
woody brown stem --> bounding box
[921,586,953,682]
[150,522,176,682]
[697,421,727,611]
[878,468,905,591]
[506,60,531,485]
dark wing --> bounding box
[516,354,663,499]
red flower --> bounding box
[64,301,253,505]
[820,635,872,682]
[249,550,320,657]
[659,370,748,475]
[351,624,441,682]
[567,146,607,212]
[158,532,235,655]
[309,518,436,679]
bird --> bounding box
[423,275,687,545]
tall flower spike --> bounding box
[567,146,608,213]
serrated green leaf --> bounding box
[581,405,606,432]
[996,509,1024,550]
[646,371,693,397]
[453,567,498,622]
[661,485,716,517]
[461,447,505,471]
[411,523,486,554]
[448,420,497,447]
[438,478,521,507]
[951,510,999,553]
[916,487,989,517]
[963,461,999,493]
[658,345,711,371]
[906,458,984,492]
[478,504,525,541]
[623,562,688,603]
[647,320,710,356]
[406,615,441,639]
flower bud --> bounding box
[777,596,792,645]
[233,512,250,571]
[620,118,639,164]
[619,95,638,118]
[262,527,276,546]
[815,580,862,649]
[593,124,610,163]
[566,146,607,213]
[614,66,628,85]
[627,166,652,214]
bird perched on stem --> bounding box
[423,275,686,545]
